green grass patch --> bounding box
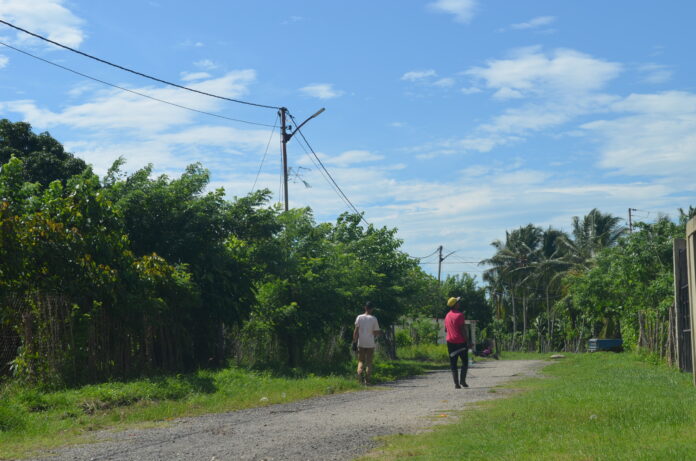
[0,347,441,459]
[495,350,555,360]
[394,343,449,365]
[364,353,696,460]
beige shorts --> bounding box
[358,347,375,364]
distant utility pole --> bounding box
[628,208,637,233]
[437,246,456,283]
[437,245,443,283]
[279,107,325,211]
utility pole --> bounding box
[437,246,456,283]
[628,208,637,233]
[278,107,325,212]
[279,107,290,211]
[437,245,443,283]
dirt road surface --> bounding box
[29,359,546,461]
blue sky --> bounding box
[1,0,694,278]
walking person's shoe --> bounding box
[460,370,468,388]
[451,370,461,389]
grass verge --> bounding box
[363,352,696,460]
[0,345,445,459]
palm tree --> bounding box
[528,227,571,351]
[481,224,543,346]
[561,209,626,268]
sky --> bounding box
[0,0,695,279]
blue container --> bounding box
[588,338,623,352]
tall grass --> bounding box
[365,353,696,460]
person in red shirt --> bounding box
[444,296,469,388]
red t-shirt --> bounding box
[445,310,467,344]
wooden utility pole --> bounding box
[628,208,637,233]
[278,107,325,212]
[437,245,443,283]
[279,107,290,212]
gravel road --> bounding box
[29,359,545,461]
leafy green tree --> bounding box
[0,119,87,186]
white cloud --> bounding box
[510,16,556,30]
[492,87,523,100]
[433,77,455,88]
[410,48,624,158]
[461,86,482,95]
[0,55,8,68]
[494,170,549,185]
[299,83,344,99]
[401,70,437,81]
[179,39,204,48]
[583,91,696,178]
[322,150,384,167]
[466,47,622,98]
[428,0,477,24]
[282,16,304,24]
[180,71,212,82]
[286,157,668,272]
[194,59,218,70]
[390,122,405,128]
[638,64,673,84]
[0,70,258,133]
[0,0,85,48]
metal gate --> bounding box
[674,239,691,372]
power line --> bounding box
[0,40,276,128]
[419,262,485,267]
[415,248,440,260]
[291,133,361,221]
[287,112,369,227]
[0,19,279,110]
[250,114,279,193]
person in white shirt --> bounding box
[352,301,381,385]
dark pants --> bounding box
[447,341,468,385]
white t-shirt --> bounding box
[355,313,380,348]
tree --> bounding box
[0,119,87,186]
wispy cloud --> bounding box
[282,16,304,24]
[638,63,673,84]
[427,0,478,24]
[584,91,696,179]
[322,150,384,167]
[401,70,437,81]
[179,39,204,48]
[0,70,258,134]
[510,16,556,30]
[465,47,622,99]
[461,86,482,95]
[0,0,85,48]
[433,77,456,88]
[299,83,344,99]
[0,55,8,68]
[180,71,212,82]
[412,47,623,157]
[194,59,218,70]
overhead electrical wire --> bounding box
[292,133,367,225]
[250,114,279,193]
[0,40,276,128]
[415,248,440,260]
[288,112,369,227]
[0,19,280,110]
[290,131,354,214]
[0,19,375,225]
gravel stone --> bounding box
[28,360,545,461]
